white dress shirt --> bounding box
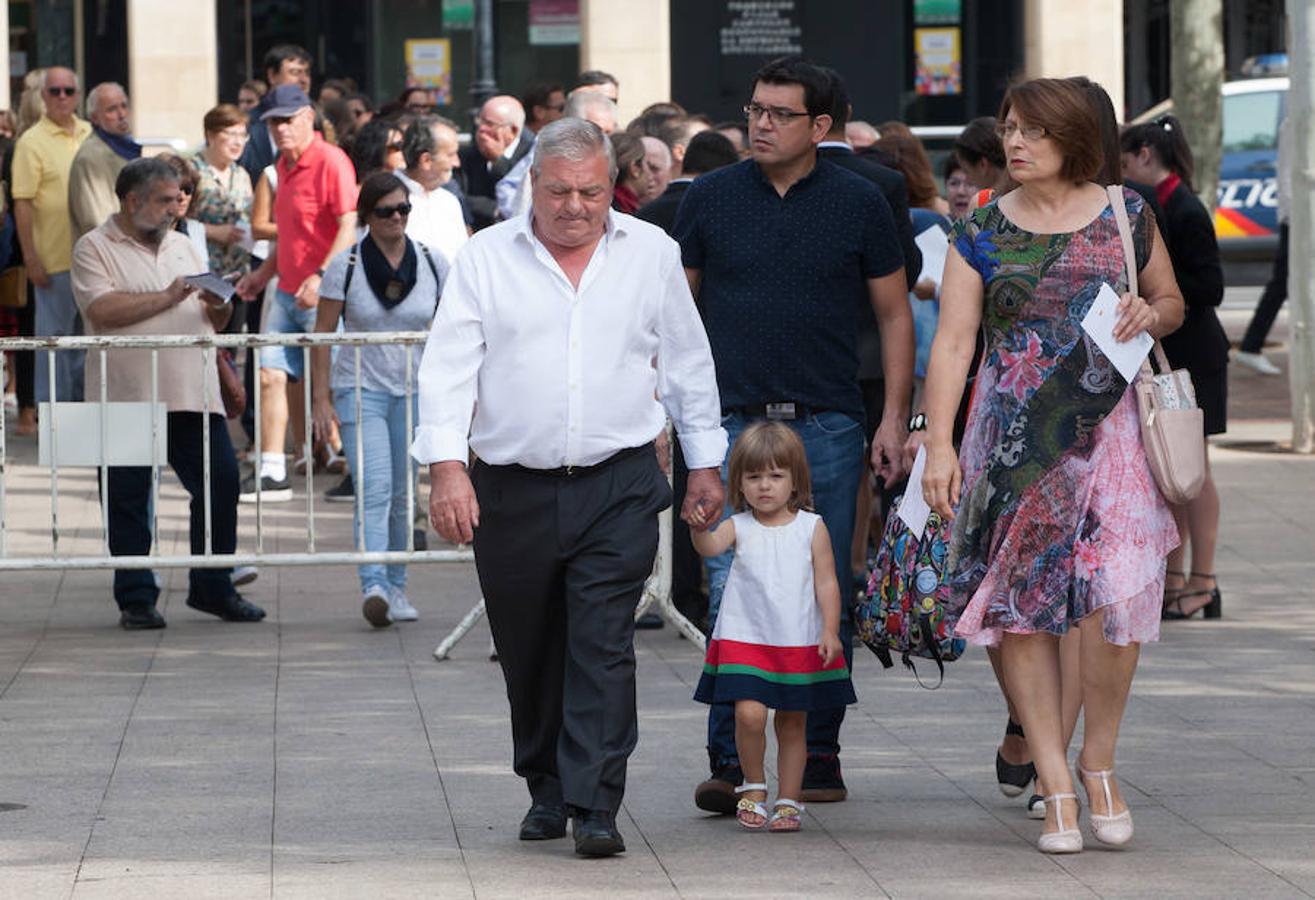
[397,171,470,265]
[412,209,727,471]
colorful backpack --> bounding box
[854,501,965,688]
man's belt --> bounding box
[722,402,826,421]
[494,443,653,478]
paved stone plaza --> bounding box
[1,302,1313,899]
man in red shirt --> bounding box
[237,85,357,500]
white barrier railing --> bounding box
[0,332,705,653]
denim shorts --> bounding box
[259,288,318,381]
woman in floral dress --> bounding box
[921,79,1185,855]
[192,104,253,280]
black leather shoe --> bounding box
[572,809,625,857]
[800,753,848,803]
[186,592,266,622]
[120,605,166,630]
[518,803,567,840]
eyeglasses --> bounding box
[743,102,810,126]
[46,86,77,97]
[475,115,510,130]
[406,104,436,113]
[387,142,404,152]
[995,121,1047,142]
[372,202,412,219]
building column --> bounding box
[0,3,8,110]
[579,0,670,125]
[1024,0,1124,118]
[127,0,218,146]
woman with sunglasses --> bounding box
[310,172,449,627]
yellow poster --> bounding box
[914,28,961,96]
[405,39,452,104]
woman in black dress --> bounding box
[1120,115,1228,620]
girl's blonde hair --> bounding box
[727,421,813,512]
[17,69,47,136]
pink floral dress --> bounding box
[942,189,1179,646]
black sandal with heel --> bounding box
[996,719,1036,797]
[1163,571,1222,620]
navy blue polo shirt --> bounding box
[673,157,902,421]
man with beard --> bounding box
[71,157,266,630]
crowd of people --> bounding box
[0,44,1238,860]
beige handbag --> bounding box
[1107,185,1205,505]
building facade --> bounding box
[1,0,1288,145]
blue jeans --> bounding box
[259,288,318,379]
[34,272,84,403]
[705,411,865,767]
[335,388,416,593]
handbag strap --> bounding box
[1106,185,1171,374]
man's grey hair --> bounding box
[531,117,617,182]
[563,91,617,130]
[114,157,178,202]
[483,95,526,131]
[38,67,81,91]
[86,82,126,120]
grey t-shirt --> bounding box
[319,239,449,394]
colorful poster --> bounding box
[913,0,961,25]
[529,0,580,46]
[914,27,961,96]
[405,39,452,105]
[443,0,474,30]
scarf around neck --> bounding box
[361,234,418,310]
[95,126,142,162]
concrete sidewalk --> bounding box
[2,288,1313,898]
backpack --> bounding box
[853,499,964,689]
[342,240,441,312]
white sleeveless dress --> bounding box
[694,510,856,711]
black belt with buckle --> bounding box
[499,442,653,478]
[723,402,824,421]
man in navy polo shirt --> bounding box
[674,56,914,811]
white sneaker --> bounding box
[362,586,391,628]
[232,566,259,587]
[1234,350,1282,376]
[388,587,419,622]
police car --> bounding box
[1214,76,1286,257]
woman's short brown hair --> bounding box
[727,421,813,513]
[203,103,245,136]
[999,78,1103,184]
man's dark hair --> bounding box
[115,157,178,201]
[262,44,311,82]
[522,82,564,113]
[822,67,850,130]
[656,115,699,151]
[401,114,458,168]
[351,119,399,183]
[955,116,1007,170]
[347,92,374,113]
[751,56,834,120]
[681,131,740,177]
[576,70,619,90]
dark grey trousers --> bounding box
[471,447,671,814]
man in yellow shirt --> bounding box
[12,66,92,402]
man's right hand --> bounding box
[235,269,270,302]
[164,277,190,305]
[429,461,480,544]
[27,259,51,289]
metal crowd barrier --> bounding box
[0,332,706,653]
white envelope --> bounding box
[915,226,949,289]
[1080,282,1154,383]
[897,445,932,539]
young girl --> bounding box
[691,422,856,832]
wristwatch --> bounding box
[908,412,927,432]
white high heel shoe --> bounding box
[1077,763,1134,847]
[1037,792,1083,854]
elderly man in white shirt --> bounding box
[413,118,725,858]
[396,115,469,265]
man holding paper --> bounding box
[71,157,266,630]
[918,78,1183,856]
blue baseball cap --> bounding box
[261,84,313,120]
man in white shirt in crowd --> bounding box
[414,118,725,858]
[396,114,469,265]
